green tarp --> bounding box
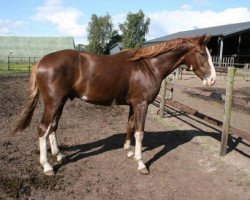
[0,36,75,63]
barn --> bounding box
[109,42,123,55]
[0,36,75,63]
[144,21,250,68]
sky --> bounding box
[0,0,250,44]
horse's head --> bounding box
[184,35,216,86]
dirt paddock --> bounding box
[0,75,249,200]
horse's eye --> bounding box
[195,49,205,56]
[200,51,206,56]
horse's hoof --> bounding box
[59,156,68,164]
[127,150,134,158]
[139,168,149,175]
[44,170,55,176]
[56,153,66,161]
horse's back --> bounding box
[37,49,80,71]
[35,49,133,104]
[74,52,133,104]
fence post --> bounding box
[179,68,182,79]
[7,56,10,70]
[175,68,179,80]
[220,67,236,156]
[28,57,31,71]
[159,78,167,118]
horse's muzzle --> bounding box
[203,77,216,86]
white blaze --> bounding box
[203,47,216,86]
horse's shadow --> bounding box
[54,129,227,172]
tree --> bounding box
[119,10,150,49]
[85,14,113,54]
[75,44,85,51]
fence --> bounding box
[175,64,250,82]
[212,56,250,69]
[212,56,234,67]
[0,56,41,71]
[158,67,250,156]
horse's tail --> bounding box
[11,61,40,135]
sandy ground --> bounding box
[0,75,249,200]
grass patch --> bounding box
[0,63,30,75]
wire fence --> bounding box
[0,56,42,72]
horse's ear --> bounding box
[199,34,211,45]
[204,35,211,44]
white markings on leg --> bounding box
[49,132,65,162]
[134,131,146,170]
[138,160,146,170]
[123,140,134,158]
[39,123,53,173]
[123,139,131,150]
[81,95,88,101]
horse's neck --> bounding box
[153,44,191,80]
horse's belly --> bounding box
[80,92,127,106]
[75,79,129,105]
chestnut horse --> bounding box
[12,35,216,176]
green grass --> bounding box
[0,63,30,75]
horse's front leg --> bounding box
[124,106,135,158]
[133,102,149,175]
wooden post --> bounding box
[237,34,241,63]
[7,56,10,70]
[28,57,31,71]
[172,72,176,83]
[175,68,180,80]
[220,67,236,156]
[159,78,167,118]
[219,38,224,68]
[179,68,182,79]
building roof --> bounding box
[0,36,75,58]
[145,21,250,44]
[109,42,122,50]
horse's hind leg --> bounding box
[49,134,64,162]
[124,106,135,158]
[39,122,53,176]
[49,104,65,163]
[38,97,66,176]
[38,109,54,176]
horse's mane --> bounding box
[124,37,197,61]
